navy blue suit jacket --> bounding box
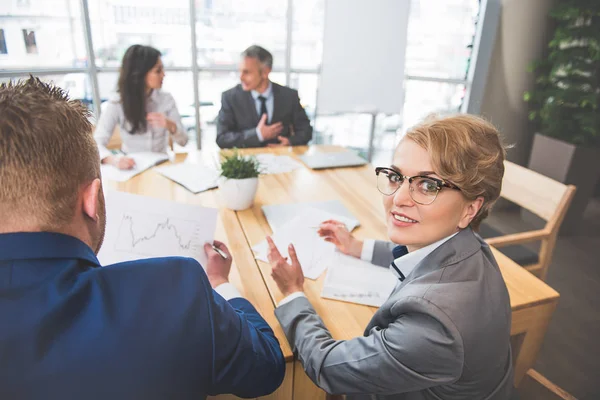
[0,232,285,399]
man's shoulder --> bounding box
[222,84,244,98]
[272,82,298,97]
[99,256,210,290]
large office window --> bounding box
[0,0,482,156]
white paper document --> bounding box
[100,152,169,182]
[262,200,360,233]
[252,209,347,279]
[321,253,397,307]
[255,154,304,174]
[155,163,219,194]
[97,190,218,268]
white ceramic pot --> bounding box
[218,177,259,211]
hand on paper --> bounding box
[203,240,232,288]
[267,236,304,297]
[318,219,363,258]
[104,155,136,170]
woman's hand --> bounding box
[267,236,304,297]
[318,219,363,258]
[147,112,176,133]
[103,155,136,170]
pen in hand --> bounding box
[211,244,228,259]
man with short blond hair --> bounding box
[0,77,285,399]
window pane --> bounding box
[289,72,317,121]
[197,70,237,150]
[405,0,479,79]
[291,0,324,69]
[0,74,93,112]
[402,79,465,130]
[89,0,192,68]
[0,0,86,68]
[195,0,287,69]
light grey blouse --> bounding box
[94,89,188,160]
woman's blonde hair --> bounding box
[404,114,506,230]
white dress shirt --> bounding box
[214,282,243,301]
[251,81,273,142]
[278,232,459,306]
[94,89,188,161]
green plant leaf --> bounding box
[524,0,600,147]
[219,150,262,179]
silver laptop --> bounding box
[299,151,367,170]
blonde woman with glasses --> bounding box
[266,114,514,400]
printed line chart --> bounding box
[97,190,217,267]
[114,211,203,258]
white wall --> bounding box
[479,0,558,165]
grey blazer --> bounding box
[275,228,514,400]
[216,83,313,148]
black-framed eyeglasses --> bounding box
[375,167,460,205]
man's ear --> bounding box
[82,178,102,221]
[458,196,484,229]
[263,66,272,78]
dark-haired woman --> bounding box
[94,44,188,170]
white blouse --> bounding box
[94,89,188,160]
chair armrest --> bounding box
[485,229,549,248]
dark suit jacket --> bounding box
[275,228,514,399]
[216,82,313,148]
[0,232,285,399]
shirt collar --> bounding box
[0,232,100,266]
[251,81,273,101]
[147,89,160,104]
[390,232,459,280]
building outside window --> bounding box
[22,29,37,54]
[0,29,7,54]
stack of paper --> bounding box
[101,152,169,182]
[255,154,304,174]
[321,253,397,307]
[252,207,359,279]
[155,163,219,194]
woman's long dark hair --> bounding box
[117,44,161,133]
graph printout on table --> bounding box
[98,190,218,268]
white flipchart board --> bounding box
[317,0,410,115]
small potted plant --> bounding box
[218,150,261,210]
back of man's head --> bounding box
[0,77,100,231]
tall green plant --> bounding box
[524,1,600,147]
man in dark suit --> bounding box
[0,77,285,399]
[216,45,313,148]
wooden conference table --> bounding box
[103,145,559,399]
